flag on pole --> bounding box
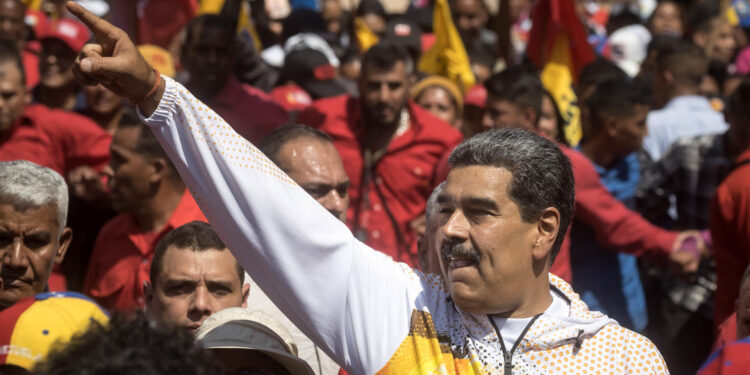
[354,17,379,53]
[527,0,595,147]
[200,0,263,52]
[418,0,475,92]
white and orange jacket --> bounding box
[141,76,669,374]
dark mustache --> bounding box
[441,242,480,263]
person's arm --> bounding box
[635,144,682,221]
[66,3,419,373]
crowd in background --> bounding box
[1,0,750,373]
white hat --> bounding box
[196,308,315,375]
[608,24,652,78]
[75,0,110,17]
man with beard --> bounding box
[83,108,205,311]
[298,41,462,266]
[64,5,668,372]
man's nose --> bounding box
[481,112,495,130]
[4,239,28,269]
[441,210,469,241]
[320,190,346,220]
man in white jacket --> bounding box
[66,3,669,374]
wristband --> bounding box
[131,69,161,104]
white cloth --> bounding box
[491,291,569,350]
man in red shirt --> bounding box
[480,67,701,282]
[298,42,463,266]
[0,39,110,177]
[35,17,89,111]
[0,0,40,88]
[181,14,288,144]
[84,111,205,311]
[711,79,750,327]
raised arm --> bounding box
[66,3,418,373]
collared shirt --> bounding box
[571,152,648,332]
[0,104,111,175]
[83,191,206,311]
[711,148,750,326]
[642,95,727,162]
[637,132,731,230]
[205,76,289,144]
[298,95,463,266]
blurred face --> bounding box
[0,0,26,44]
[359,61,412,127]
[83,84,122,116]
[482,96,535,131]
[146,247,248,333]
[436,166,550,315]
[713,22,737,64]
[452,0,487,40]
[611,104,648,156]
[0,61,28,133]
[417,86,459,127]
[184,25,235,99]
[276,138,350,222]
[0,204,70,310]
[39,39,76,89]
[649,2,683,36]
[361,13,385,35]
[471,62,492,84]
[104,126,155,213]
[211,349,292,375]
[538,95,558,140]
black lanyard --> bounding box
[488,313,543,375]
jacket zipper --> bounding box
[488,313,543,375]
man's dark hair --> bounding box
[0,39,26,87]
[448,128,575,260]
[484,66,544,118]
[726,77,750,138]
[260,124,333,167]
[117,107,178,176]
[183,14,235,53]
[361,41,414,76]
[658,40,707,88]
[150,221,244,286]
[282,9,327,41]
[33,312,223,375]
[577,58,629,96]
[585,79,644,137]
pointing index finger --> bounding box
[65,1,120,41]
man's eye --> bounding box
[24,237,49,250]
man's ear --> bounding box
[241,283,250,308]
[605,115,620,138]
[55,227,73,264]
[524,106,540,130]
[663,70,675,87]
[149,158,169,183]
[533,207,560,261]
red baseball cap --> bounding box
[464,84,487,108]
[39,18,90,53]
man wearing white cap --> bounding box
[197,308,314,375]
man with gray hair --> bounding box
[0,160,71,310]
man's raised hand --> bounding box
[66,1,164,115]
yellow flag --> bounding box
[199,0,262,52]
[540,34,582,146]
[354,17,379,53]
[22,0,42,10]
[418,0,475,92]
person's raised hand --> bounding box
[66,1,164,115]
[668,231,706,279]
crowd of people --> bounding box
[0,0,750,373]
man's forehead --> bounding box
[0,203,59,231]
[112,126,142,150]
[441,165,512,199]
[160,247,238,277]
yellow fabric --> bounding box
[355,17,379,53]
[6,296,109,369]
[21,0,42,10]
[376,310,484,375]
[418,0,475,93]
[199,0,263,51]
[540,34,582,147]
[411,75,464,112]
[138,44,176,78]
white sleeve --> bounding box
[140,77,418,374]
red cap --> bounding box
[464,84,487,108]
[270,84,313,112]
[40,18,90,53]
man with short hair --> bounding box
[67,7,669,373]
[181,14,288,144]
[144,221,249,333]
[34,18,89,110]
[0,39,110,177]
[83,110,205,311]
[0,160,71,310]
[261,124,349,222]
[643,40,727,162]
[481,67,701,284]
[298,41,463,266]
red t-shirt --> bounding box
[298,95,463,266]
[83,192,206,311]
[135,0,198,49]
[712,148,750,326]
[0,104,111,175]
